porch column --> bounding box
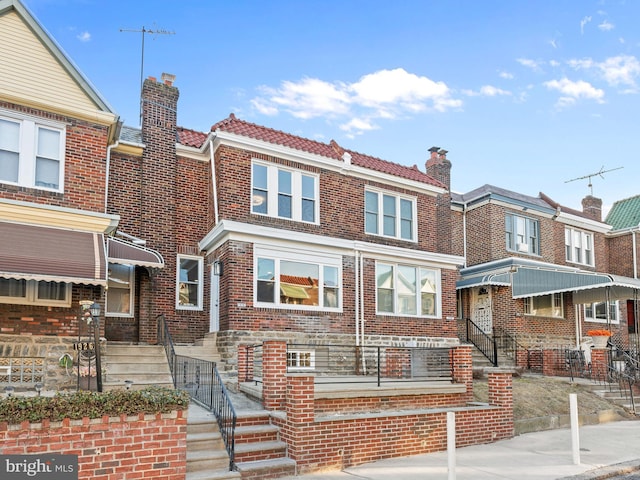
[284,374,315,465]
[237,344,254,383]
[262,340,288,410]
[590,348,607,382]
[488,370,514,435]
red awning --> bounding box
[107,237,164,269]
[0,222,106,286]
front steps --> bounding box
[102,344,173,391]
[594,384,640,415]
[233,411,296,479]
[175,333,222,364]
[187,412,240,480]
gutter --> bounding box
[209,138,219,224]
[104,120,123,213]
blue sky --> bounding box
[23,0,640,215]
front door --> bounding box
[471,286,493,334]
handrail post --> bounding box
[377,347,381,387]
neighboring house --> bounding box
[0,0,163,377]
[452,184,639,360]
[108,76,466,368]
[605,194,640,346]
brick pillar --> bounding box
[262,341,287,410]
[488,371,514,438]
[591,348,607,381]
[452,345,473,402]
[284,374,315,465]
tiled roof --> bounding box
[210,114,446,189]
[605,194,640,230]
[177,127,208,148]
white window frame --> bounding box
[505,213,539,255]
[106,263,135,317]
[0,111,66,192]
[251,160,319,224]
[254,246,342,311]
[287,349,315,370]
[523,293,564,318]
[375,262,441,318]
[176,255,204,310]
[0,278,71,307]
[584,301,619,324]
[565,227,594,267]
[365,188,417,242]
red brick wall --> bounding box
[0,410,188,480]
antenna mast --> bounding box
[119,26,175,125]
[564,166,623,196]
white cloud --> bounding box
[580,16,592,34]
[598,20,615,31]
[568,55,640,91]
[77,31,91,42]
[462,85,512,97]
[498,71,514,79]
[549,39,558,49]
[544,77,605,107]
[251,68,461,136]
[516,58,543,71]
[549,60,560,67]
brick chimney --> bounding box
[582,195,602,222]
[425,146,451,190]
[140,74,179,341]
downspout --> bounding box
[574,304,581,349]
[104,120,122,213]
[360,252,366,373]
[462,203,468,267]
[209,139,219,224]
[354,249,360,346]
[633,228,638,279]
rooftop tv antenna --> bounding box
[119,26,175,125]
[564,166,623,196]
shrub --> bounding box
[0,387,190,424]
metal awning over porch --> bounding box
[107,237,164,269]
[457,257,640,302]
[0,222,107,286]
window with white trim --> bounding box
[585,301,619,324]
[106,264,134,316]
[0,113,65,192]
[365,189,416,241]
[177,255,204,310]
[287,350,315,370]
[523,293,563,318]
[251,161,318,223]
[376,263,440,317]
[505,213,539,255]
[0,278,71,307]
[565,227,594,266]
[254,247,341,310]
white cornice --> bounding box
[555,212,611,234]
[177,143,208,162]
[199,220,464,269]
[0,198,119,233]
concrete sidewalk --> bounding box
[284,420,640,480]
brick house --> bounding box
[450,179,640,367]
[107,73,466,370]
[0,0,163,378]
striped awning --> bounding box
[0,222,106,286]
[107,237,164,269]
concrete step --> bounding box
[186,410,236,479]
[234,457,297,479]
[187,448,230,472]
[186,469,240,480]
[235,411,272,427]
[102,344,173,391]
[234,424,279,444]
[188,431,226,451]
[234,440,288,463]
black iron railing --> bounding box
[157,315,237,470]
[465,318,497,367]
[494,327,536,370]
[285,344,453,386]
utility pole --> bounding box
[119,26,175,125]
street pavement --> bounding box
[283,420,640,480]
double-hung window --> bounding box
[177,255,204,310]
[523,293,563,318]
[0,113,65,192]
[376,263,439,317]
[365,189,416,241]
[585,301,619,324]
[565,227,593,266]
[0,278,71,307]
[505,213,539,255]
[251,161,318,223]
[106,264,134,316]
[255,247,341,310]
